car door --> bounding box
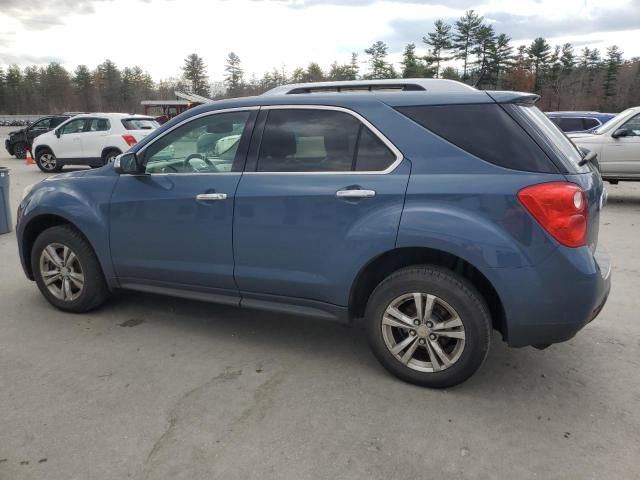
[233,106,411,308]
[601,113,640,176]
[27,117,52,145]
[81,117,111,162]
[54,118,87,159]
[109,109,257,301]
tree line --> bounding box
[1,9,639,115]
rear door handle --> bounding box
[336,189,376,199]
[196,193,227,201]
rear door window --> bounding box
[256,109,397,173]
[396,104,558,173]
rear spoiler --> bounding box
[486,91,540,105]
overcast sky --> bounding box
[0,0,639,81]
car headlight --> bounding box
[22,183,35,200]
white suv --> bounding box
[32,113,159,172]
[570,107,640,183]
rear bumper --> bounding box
[494,243,611,348]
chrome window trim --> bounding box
[128,104,404,176]
[247,104,404,175]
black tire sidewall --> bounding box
[14,142,27,159]
[36,149,61,173]
[365,266,491,388]
[104,151,119,164]
[31,225,108,312]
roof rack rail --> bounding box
[262,79,476,96]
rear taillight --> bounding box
[517,182,587,248]
[122,134,137,146]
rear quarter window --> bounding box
[396,104,558,173]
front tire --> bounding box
[365,266,491,388]
[35,149,62,173]
[31,225,109,312]
[13,142,27,159]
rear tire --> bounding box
[103,150,120,165]
[31,225,109,312]
[365,266,491,388]
[13,142,27,160]
[35,148,62,173]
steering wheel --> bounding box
[183,153,218,172]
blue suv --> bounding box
[16,80,611,387]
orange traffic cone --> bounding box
[26,151,34,165]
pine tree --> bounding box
[472,24,496,87]
[489,33,513,89]
[424,20,451,78]
[5,65,23,114]
[94,60,122,110]
[364,41,395,79]
[224,52,244,97]
[348,52,360,80]
[526,37,551,92]
[603,45,624,101]
[452,10,484,81]
[73,65,94,111]
[304,62,324,82]
[182,53,210,97]
[401,43,424,78]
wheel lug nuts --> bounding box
[413,320,420,326]
[429,333,437,340]
[419,339,426,345]
[410,330,416,336]
[426,322,434,328]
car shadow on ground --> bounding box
[92,289,599,396]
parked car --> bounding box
[546,111,615,133]
[569,106,640,183]
[5,114,72,159]
[32,113,159,172]
[17,79,611,388]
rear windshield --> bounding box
[507,104,588,173]
[122,118,159,130]
[396,104,558,173]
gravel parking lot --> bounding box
[1,126,639,480]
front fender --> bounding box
[18,173,118,287]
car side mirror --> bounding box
[55,129,61,138]
[113,152,140,174]
[612,128,630,139]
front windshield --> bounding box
[593,108,636,134]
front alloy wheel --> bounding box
[36,151,61,172]
[39,243,85,301]
[31,225,109,312]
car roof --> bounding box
[70,113,155,120]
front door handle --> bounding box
[196,193,227,201]
[336,189,376,199]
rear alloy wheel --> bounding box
[13,142,27,160]
[36,150,62,173]
[365,266,491,388]
[381,293,466,373]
